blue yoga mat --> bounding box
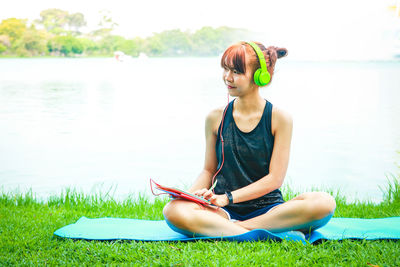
[54,217,400,244]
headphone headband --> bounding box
[245,41,271,86]
[246,42,267,72]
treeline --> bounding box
[0,9,251,57]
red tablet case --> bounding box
[150,178,212,206]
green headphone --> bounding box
[246,41,271,86]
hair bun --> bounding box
[266,46,288,59]
[276,48,288,59]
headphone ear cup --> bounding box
[253,68,262,86]
[253,68,271,86]
[259,71,271,86]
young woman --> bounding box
[163,41,336,237]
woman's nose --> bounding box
[225,70,233,82]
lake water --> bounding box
[0,57,399,203]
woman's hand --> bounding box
[193,188,229,207]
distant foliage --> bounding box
[47,36,84,56]
[0,9,251,57]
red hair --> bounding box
[220,41,288,85]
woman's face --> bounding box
[222,55,256,97]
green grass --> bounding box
[1,178,400,266]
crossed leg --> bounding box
[235,192,336,234]
[163,199,248,237]
[163,191,336,237]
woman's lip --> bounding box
[227,85,236,89]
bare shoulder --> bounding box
[271,106,293,136]
[205,106,225,135]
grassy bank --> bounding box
[1,179,399,266]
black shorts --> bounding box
[221,202,284,221]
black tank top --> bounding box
[214,99,284,215]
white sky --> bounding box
[1,0,399,60]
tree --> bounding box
[145,35,166,56]
[98,10,118,30]
[0,18,27,43]
[13,25,48,56]
[23,26,48,55]
[67,12,86,35]
[117,38,142,56]
[0,35,11,54]
[154,29,192,56]
[0,43,6,54]
[37,9,69,34]
[48,35,83,56]
[190,26,251,56]
[78,37,98,55]
[91,10,118,39]
[1,10,252,57]
[35,9,87,36]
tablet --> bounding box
[150,179,212,206]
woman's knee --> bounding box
[163,200,182,221]
[163,200,203,236]
[316,192,336,217]
[163,199,197,227]
[307,192,336,219]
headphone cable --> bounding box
[211,93,230,194]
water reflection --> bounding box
[0,58,399,203]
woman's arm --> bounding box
[188,108,222,193]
